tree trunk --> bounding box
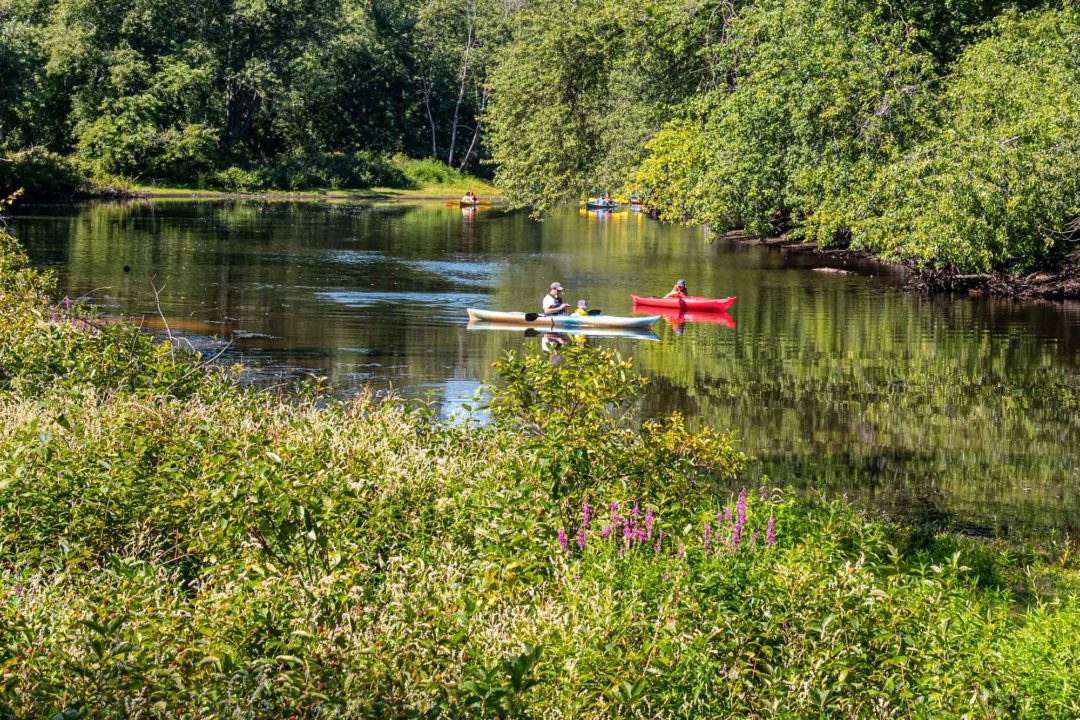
[418,67,438,158]
[447,16,475,168]
[458,87,488,172]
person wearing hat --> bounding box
[573,299,590,316]
[664,279,688,299]
[543,282,570,315]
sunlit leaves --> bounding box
[852,7,1080,273]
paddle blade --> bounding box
[524,312,540,321]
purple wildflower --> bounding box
[636,528,647,542]
[703,521,711,553]
[600,526,611,539]
[631,504,640,520]
[582,501,592,529]
[63,296,72,311]
[724,506,732,525]
[645,508,654,538]
[766,518,776,547]
[576,527,586,551]
[759,486,769,501]
[750,530,759,546]
[736,489,747,526]
[622,518,632,544]
[654,530,664,554]
[730,523,742,550]
[557,529,569,553]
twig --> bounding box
[149,278,173,343]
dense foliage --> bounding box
[1,225,1079,717]
[0,0,507,192]
[5,0,1077,270]
[852,8,1080,272]
[487,0,1079,273]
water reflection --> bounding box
[9,199,1080,533]
[467,323,659,343]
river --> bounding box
[10,199,1080,534]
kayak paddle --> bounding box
[524,309,602,321]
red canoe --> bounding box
[631,295,736,313]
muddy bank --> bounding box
[726,231,1080,300]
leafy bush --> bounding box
[209,166,270,192]
[351,151,409,188]
[487,346,745,504]
[395,155,467,187]
[155,124,219,181]
[268,150,407,190]
[0,148,92,199]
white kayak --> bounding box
[467,308,660,329]
[467,321,659,341]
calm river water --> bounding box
[10,200,1080,534]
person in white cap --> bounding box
[542,281,570,315]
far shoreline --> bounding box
[121,184,505,203]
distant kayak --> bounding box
[467,308,659,329]
[447,198,494,207]
[584,201,618,210]
[631,295,737,313]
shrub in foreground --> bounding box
[0,227,1078,718]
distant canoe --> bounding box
[446,198,494,207]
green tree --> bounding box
[852,7,1080,273]
[634,0,934,240]
[412,0,509,171]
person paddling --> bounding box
[543,282,570,315]
[664,279,688,298]
[574,299,589,316]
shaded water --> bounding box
[10,200,1080,533]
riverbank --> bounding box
[1,149,502,203]
[729,231,1080,300]
[123,179,502,203]
[2,214,1080,717]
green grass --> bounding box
[126,179,502,201]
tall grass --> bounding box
[0,225,1077,718]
